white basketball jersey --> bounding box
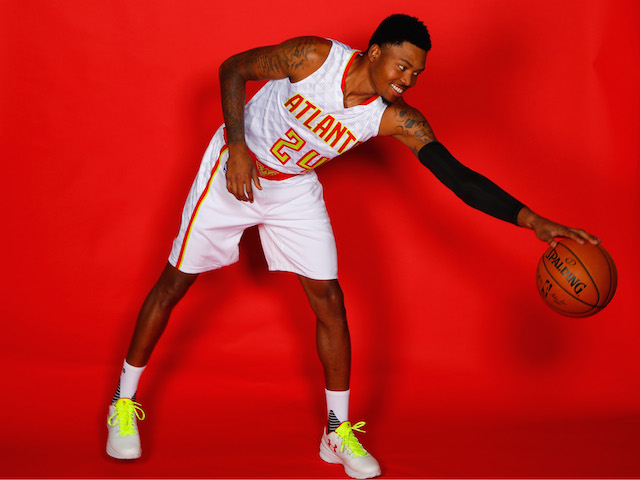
[242,39,388,176]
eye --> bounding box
[398,65,407,71]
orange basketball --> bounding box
[536,239,617,317]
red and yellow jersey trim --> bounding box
[341,50,380,106]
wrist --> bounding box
[517,206,542,229]
[227,140,248,153]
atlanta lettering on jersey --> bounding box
[283,94,360,154]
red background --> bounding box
[1,0,639,477]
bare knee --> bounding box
[148,263,197,311]
[300,278,347,323]
[149,283,183,311]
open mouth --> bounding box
[391,83,406,95]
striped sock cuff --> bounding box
[328,410,341,433]
[112,381,137,404]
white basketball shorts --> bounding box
[168,127,338,280]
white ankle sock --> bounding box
[325,388,350,427]
[113,360,146,402]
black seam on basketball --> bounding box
[541,258,595,307]
[597,244,616,306]
[541,256,597,314]
[541,260,597,315]
[557,242,601,306]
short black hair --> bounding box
[368,14,431,53]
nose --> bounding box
[400,71,415,88]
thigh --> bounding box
[169,131,261,273]
[258,175,338,280]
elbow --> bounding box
[218,56,234,81]
[219,53,246,82]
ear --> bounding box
[368,44,381,62]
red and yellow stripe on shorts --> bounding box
[174,146,226,270]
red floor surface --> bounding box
[2,0,639,478]
[3,265,640,478]
[5,350,640,478]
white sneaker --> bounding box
[320,421,381,479]
[106,398,145,459]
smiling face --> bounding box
[368,42,427,104]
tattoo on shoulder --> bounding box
[279,37,318,72]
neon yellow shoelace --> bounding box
[334,421,368,457]
[108,399,146,437]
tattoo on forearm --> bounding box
[222,93,245,143]
[219,64,248,144]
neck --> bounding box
[342,53,376,108]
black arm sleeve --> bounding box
[418,142,525,225]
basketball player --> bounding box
[106,14,599,479]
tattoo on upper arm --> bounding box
[240,37,318,80]
[251,49,283,76]
[393,107,436,154]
